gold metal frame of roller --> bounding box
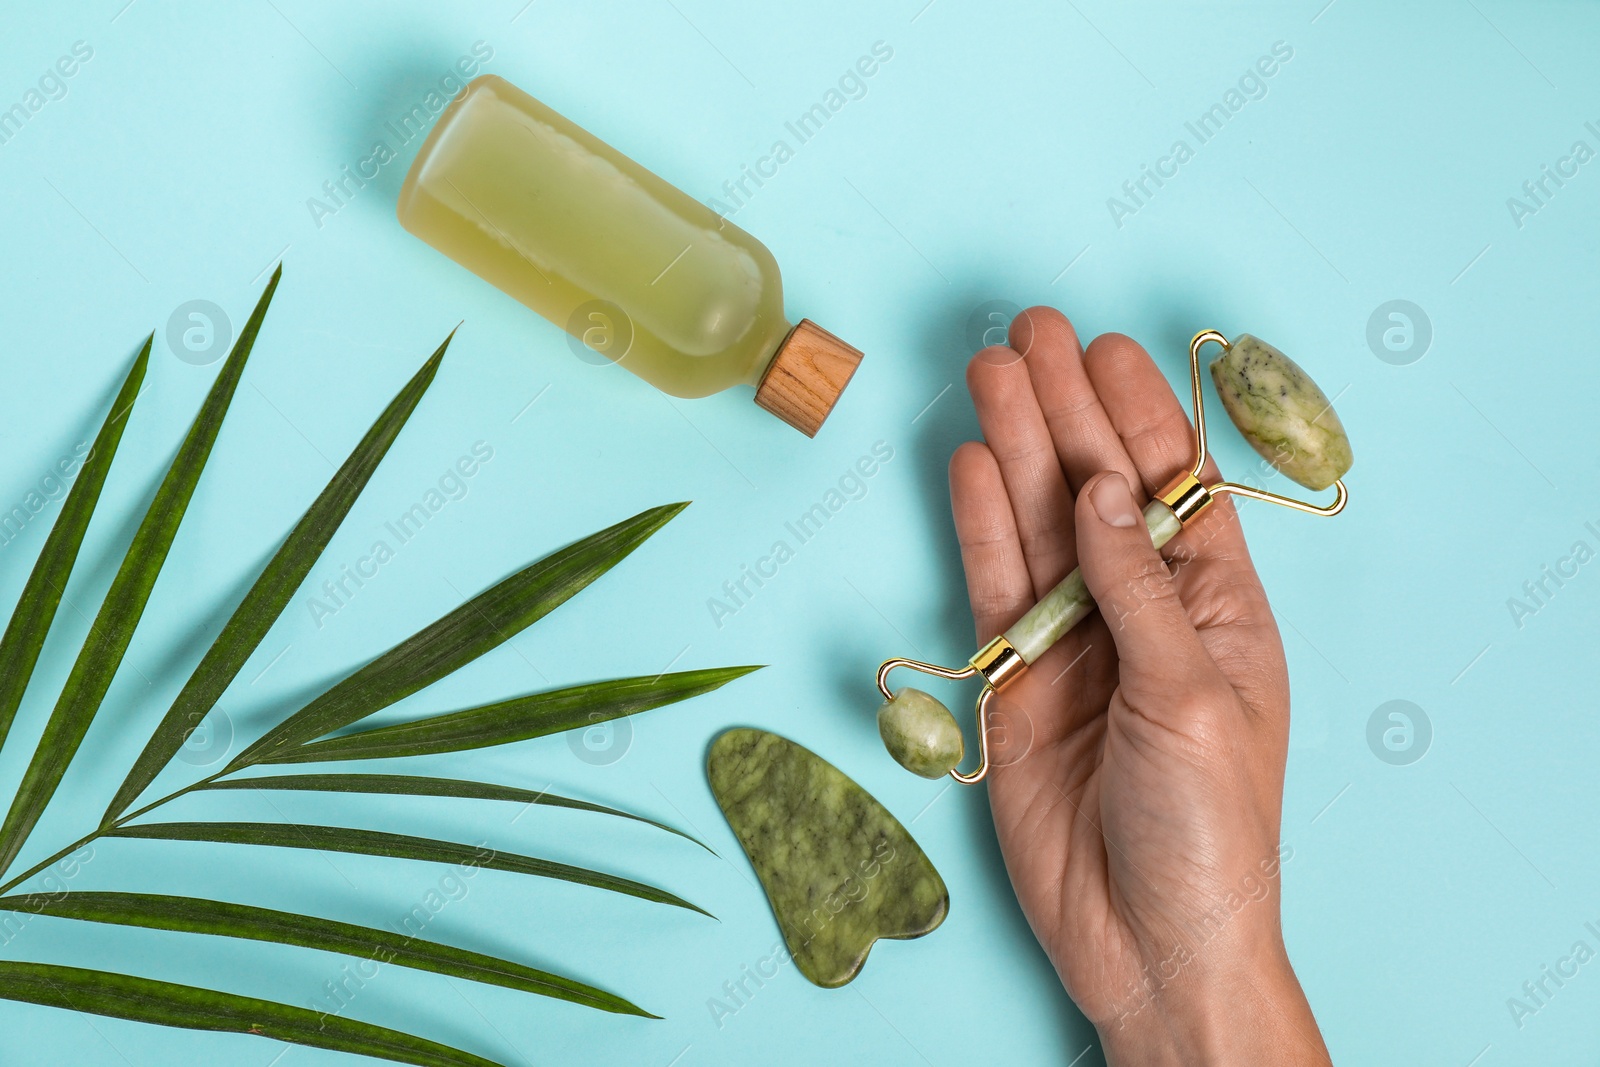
[876,329,1349,785]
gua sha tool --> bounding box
[876,330,1354,784]
[708,729,948,987]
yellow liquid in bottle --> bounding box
[397,75,792,398]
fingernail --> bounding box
[1090,472,1140,528]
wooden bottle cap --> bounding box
[754,319,863,437]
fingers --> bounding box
[965,344,1078,598]
[1080,332,1267,598]
[1081,332,1286,720]
[1078,333,1215,494]
[1009,307,1143,496]
[949,441,1033,643]
[1074,472,1215,694]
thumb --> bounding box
[1075,471,1212,692]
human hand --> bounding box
[948,308,1331,1065]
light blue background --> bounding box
[0,1,1595,1064]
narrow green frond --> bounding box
[106,821,711,916]
[227,502,689,770]
[198,772,709,849]
[0,268,282,879]
[0,340,149,755]
[106,329,453,823]
[0,891,652,1016]
[0,961,505,1067]
[268,666,760,765]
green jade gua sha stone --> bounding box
[708,728,948,987]
[874,329,1354,783]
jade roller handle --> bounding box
[992,498,1182,666]
[888,496,1184,784]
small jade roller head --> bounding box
[877,688,964,779]
[1208,334,1354,492]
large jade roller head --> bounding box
[875,329,1352,784]
[1208,333,1353,492]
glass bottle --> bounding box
[397,75,861,436]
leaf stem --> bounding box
[0,771,227,896]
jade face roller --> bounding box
[876,330,1354,784]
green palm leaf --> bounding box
[227,501,689,770]
[0,340,148,754]
[0,279,745,1058]
[106,822,711,915]
[0,962,505,1067]
[105,329,455,823]
[197,772,708,848]
[0,891,650,1016]
[268,666,760,764]
[0,268,282,880]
